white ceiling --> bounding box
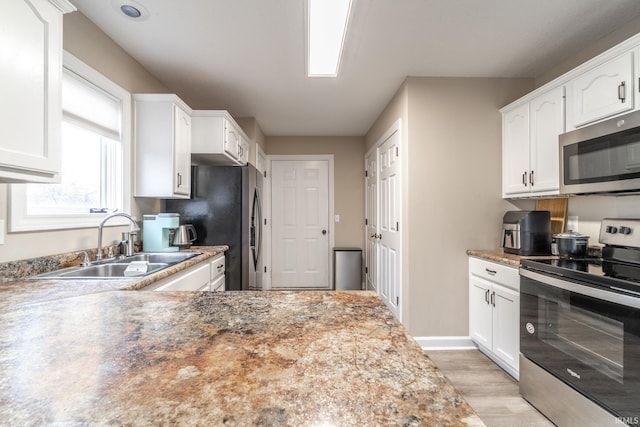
[70,0,640,136]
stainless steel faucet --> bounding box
[96,212,139,261]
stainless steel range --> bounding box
[519,218,640,427]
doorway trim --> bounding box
[264,154,335,290]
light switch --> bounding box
[335,214,340,223]
[0,219,4,245]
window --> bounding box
[10,52,131,231]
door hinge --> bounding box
[264,266,267,273]
[264,171,267,178]
[396,296,399,305]
[365,266,368,274]
[396,221,399,231]
[365,218,368,225]
[365,170,368,177]
[264,218,267,226]
[395,146,399,157]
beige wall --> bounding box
[536,16,640,87]
[0,12,169,263]
[265,136,366,250]
[366,77,534,336]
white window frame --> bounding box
[9,51,132,232]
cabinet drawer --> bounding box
[210,253,226,281]
[469,257,519,291]
[147,262,210,291]
[211,274,225,292]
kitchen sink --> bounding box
[119,252,201,264]
[30,252,203,280]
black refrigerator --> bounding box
[165,164,263,291]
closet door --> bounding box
[378,129,401,319]
[365,121,402,321]
[365,150,378,292]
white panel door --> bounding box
[378,130,401,318]
[271,160,330,289]
[365,149,378,292]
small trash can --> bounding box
[333,247,362,290]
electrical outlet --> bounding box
[567,216,579,232]
[335,214,340,223]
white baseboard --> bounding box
[414,336,477,351]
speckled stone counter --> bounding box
[0,289,484,426]
[467,249,557,267]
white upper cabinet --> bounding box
[567,51,635,130]
[529,87,565,193]
[502,86,564,197]
[191,110,249,166]
[0,0,75,183]
[134,94,192,199]
[502,103,530,196]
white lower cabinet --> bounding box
[143,261,210,291]
[141,252,226,292]
[468,257,520,379]
[209,253,226,292]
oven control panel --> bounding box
[599,218,640,247]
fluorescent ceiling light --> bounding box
[307,0,353,77]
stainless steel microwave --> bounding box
[560,109,640,195]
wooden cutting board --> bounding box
[536,198,568,235]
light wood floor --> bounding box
[425,349,555,427]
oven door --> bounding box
[520,268,640,419]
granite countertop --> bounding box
[466,248,557,267]
[0,248,484,426]
[0,290,484,426]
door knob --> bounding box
[322,229,327,235]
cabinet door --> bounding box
[173,105,191,196]
[0,0,65,183]
[237,135,249,165]
[469,276,493,350]
[529,87,564,194]
[502,103,530,196]
[492,283,520,372]
[570,51,634,128]
[223,120,240,160]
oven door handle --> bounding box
[520,268,640,309]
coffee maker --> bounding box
[142,213,180,252]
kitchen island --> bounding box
[0,287,484,426]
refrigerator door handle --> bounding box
[251,187,262,271]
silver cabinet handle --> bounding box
[485,268,497,275]
[530,170,534,186]
[522,171,528,187]
[484,289,490,304]
[618,81,626,103]
[490,291,496,307]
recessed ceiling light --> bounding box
[111,0,149,21]
[120,5,141,18]
[306,0,353,77]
